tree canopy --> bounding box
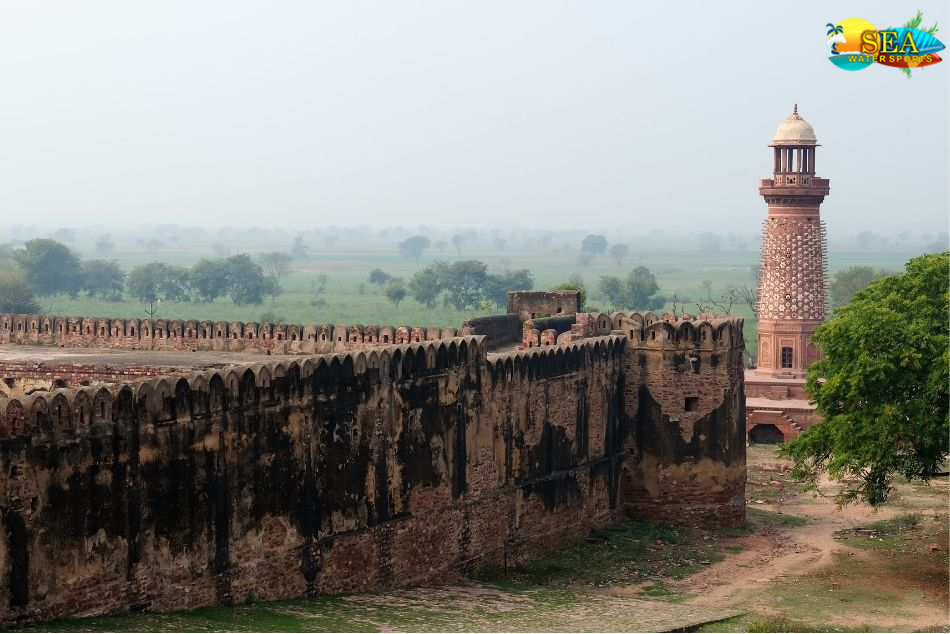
[598,266,664,311]
[783,252,949,506]
[13,239,82,296]
[829,266,893,308]
[81,259,125,300]
[0,270,40,314]
[127,262,190,304]
[581,234,608,255]
[398,235,431,262]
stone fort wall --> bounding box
[0,310,746,625]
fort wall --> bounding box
[0,314,456,355]
[0,310,746,625]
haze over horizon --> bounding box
[1,1,947,233]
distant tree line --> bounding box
[369,261,534,311]
[0,238,293,316]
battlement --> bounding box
[0,336,488,438]
[0,312,458,354]
[521,311,743,351]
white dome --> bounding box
[772,105,817,145]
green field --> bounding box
[4,231,927,357]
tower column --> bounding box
[756,106,830,378]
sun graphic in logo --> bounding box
[827,17,877,70]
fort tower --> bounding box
[755,105,829,378]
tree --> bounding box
[577,252,594,267]
[551,278,587,310]
[625,266,664,310]
[398,235,431,262]
[608,244,629,266]
[484,269,534,308]
[81,259,125,300]
[225,254,266,305]
[409,267,441,309]
[385,283,407,309]
[598,267,663,310]
[830,266,893,308]
[581,234,608,255]
[598,275,624,306]
[368,268,392,291]
[291,235,310,259]
[434,240,448,253]
[13,239,82,296]
[0,270,40,313]
[451,234,464,254]
[52,228,75,243]
[127,262,189,304]
[440,260,488,310]
[190,258,230,302]
[782,252,949,506]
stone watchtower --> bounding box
[755,105,829,378]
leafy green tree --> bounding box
[190,258,230,302]
[439,260,488,310]
[81,259,125,300]
[551,278,587,310]
[409,267,441,309]
[830,266,893,308]
[598,267,663,310]
[624,266,664,310]
[598,275,624,306]
[368,268,392,291]
[783,252,949,506]
[0,270,40,313]
[13,239,82,296]
[608,243,629,266]
[127,263,189,303]
[398,235,431,262]
[225,254,265,305]
[581,234,608,255]
[385,283,407,309]
[484,269,534,308]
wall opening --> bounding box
[781,347,793,368]
[749,423,784,444]
[685,396,699,412]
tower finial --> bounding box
[793,103,798,116]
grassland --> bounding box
[10,233,924,357]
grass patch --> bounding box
[746,507,809,528]
[637,580,687,603]
[476,521,725,588]
[839,513,925,551]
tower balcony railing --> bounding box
[759,176,830,193]
[761,175,829,188]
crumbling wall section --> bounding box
[0,335,628,625]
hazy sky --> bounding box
[1,1,947,233]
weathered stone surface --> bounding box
[0,311,746,625]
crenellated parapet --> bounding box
[0,337,487,438]
[0,312,459,354]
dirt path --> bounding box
[660,445,950,631]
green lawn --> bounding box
[11,236,925,358]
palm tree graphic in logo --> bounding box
[826,22,846,56]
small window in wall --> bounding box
[685,396,699,412]
[781,347,793,368]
